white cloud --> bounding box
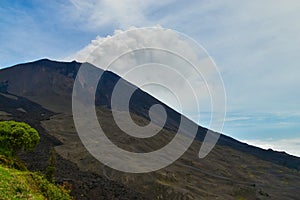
[62,0,300,155]
[242,138,300,157]
[67,26,226,131]
[61,0,300,113]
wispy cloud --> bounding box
[65,0,173,30]
[166,1,300,113]
[221,112,300,139]
[0,1,95,67]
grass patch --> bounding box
[0,165,72,200]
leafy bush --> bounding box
[0,121,40,155]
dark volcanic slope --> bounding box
[1,59,298,170]
[1,59,300,199]
[0,59,80,113]
[95,68,300,170]
[0,92,147,200]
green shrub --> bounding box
[0,121,40,155]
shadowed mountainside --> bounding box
[0,59,299,170]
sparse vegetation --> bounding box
[0,164,72,200]
[45,148,56,183]
[0,120,72,199]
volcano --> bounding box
[0,59,299,200]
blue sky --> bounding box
[0,0,300,156]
